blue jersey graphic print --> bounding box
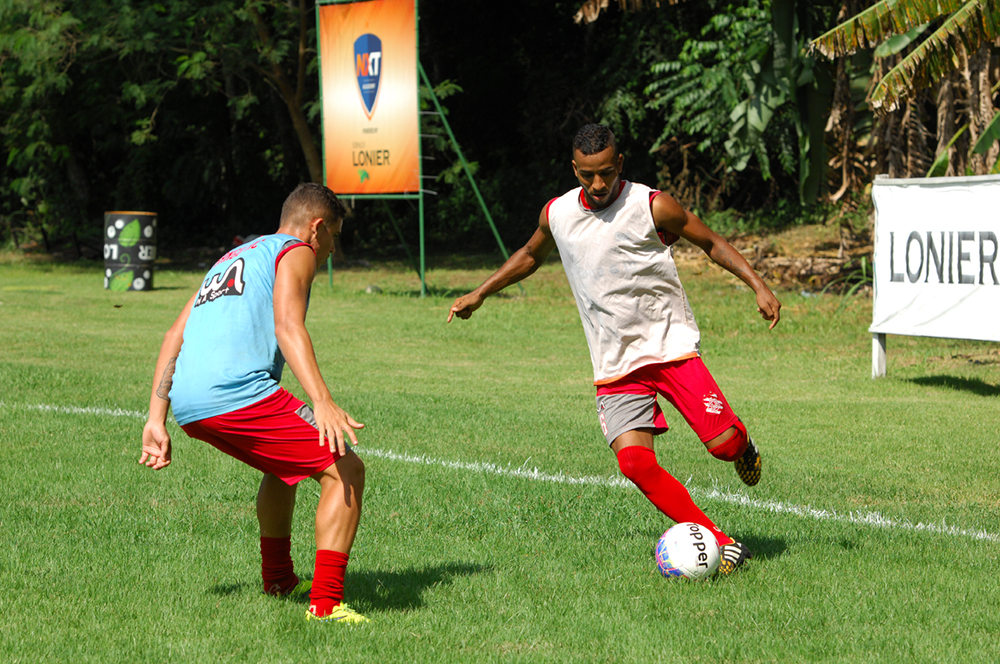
[170,234,305,426]
[195,258,246,306]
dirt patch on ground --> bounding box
[673,223,874,293]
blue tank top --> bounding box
[170,234,311,425]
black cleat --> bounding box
[735,436,762,486]
[717,541,752,575]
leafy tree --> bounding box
[811,0,999,112]
[0,0,324,253]
[580,1,841,208]
[0,1,90,250]
[812,0,1000,177]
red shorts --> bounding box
[180,388,349,486]
[595,357,739,443]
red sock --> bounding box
[617,445,733,546]
[707,421,748,462]
[261,536,298,595]
[309,550,349,617]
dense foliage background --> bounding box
[0,0,996,260]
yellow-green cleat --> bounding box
[305,603,370,625]
[265,578,311,598]
[734,436,762,486]
[283,579,311,599]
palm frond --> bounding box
[870,1,1000,112]
[811,0,970,58]
[573,0,687,24]
[971,112,1000,157]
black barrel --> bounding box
[104,211,157,291]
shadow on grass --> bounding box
[737,533,787,561]
[209,561,492,612]
[348,561,492,612]
[210,582,250,597]
[907,375,1000,397]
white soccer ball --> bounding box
[655,522,721,580]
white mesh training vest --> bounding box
[547,181,701,384]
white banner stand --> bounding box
[870,174,1000,378]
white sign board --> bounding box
[870,174,1000,375]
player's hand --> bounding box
[447,293,484,322]
[140,420,172,470]
[314,399,364,458]
[755,290,782,329]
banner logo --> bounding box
[354,33,382,119]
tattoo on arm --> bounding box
[155,357,177,400]
[713,246,759,288]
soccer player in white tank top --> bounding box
[448,124,781,574]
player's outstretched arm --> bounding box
[652,193,781,328]
[140,293,196,470]
[274,245,364,458]
[447,207,557,322]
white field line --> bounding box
[6,401,999,543]
[3,401,151,420]
[360,447,1000,543]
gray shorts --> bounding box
[596,392,668,446]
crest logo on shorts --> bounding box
[354,34,382,119]
[702,393,724,415]
[195,258,246,307]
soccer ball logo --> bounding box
[655,522,721,580]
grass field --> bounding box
[2,248,999,663]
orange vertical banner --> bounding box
[318,0,420,195]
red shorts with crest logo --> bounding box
[180,388,349,486]
[595,357,739,445]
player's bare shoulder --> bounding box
[523,200,558,259]
[650,190,687,232]
[278,242,318,276]
[539,198,558,234]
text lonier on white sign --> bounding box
[884,229,998,286]
[870,174,1000,376]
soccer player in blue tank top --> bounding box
[448,124,782,574]
[140,183,369,623]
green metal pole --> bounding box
[419,62,510,260]
[382,200,420,273]
[416,0,427,297]
[418,61,524,294]
[419,193,427,296]
[317,2,332,289]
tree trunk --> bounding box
[935,75,957,177]
[972,44,999,171]
[827,51,855,201]
[965,46,991,175]
[281,90,324,186]
[989,46,1000,169]
[250,1,345,261]
[249,4,323,185]
[904,95,932,177]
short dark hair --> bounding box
[280,182,347,227]
[572,124,617,157]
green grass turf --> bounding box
[1,251,999,663]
